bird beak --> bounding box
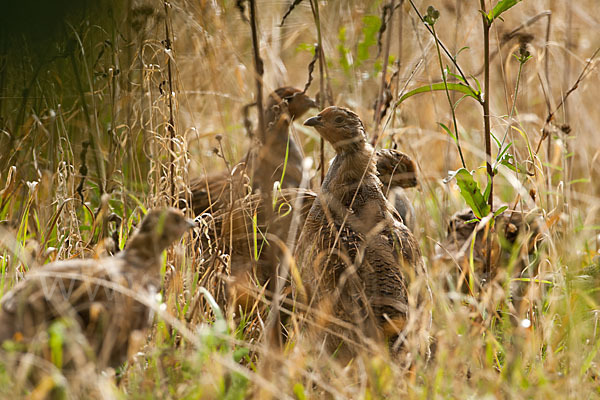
[186,218,197,229]
[304,115,323,127]
[307,98,319,109]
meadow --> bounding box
[1,0,600,398]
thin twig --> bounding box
[163,1,176,202]
[309,0,327,183]
[479,0,493,274]
[373,0,396,136]
[535,46,600,155]
[407,0,475,93]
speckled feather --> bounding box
[0,208,194,369]
[185,87,317,216]
[299,106,423,344]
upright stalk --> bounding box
[249,0,265,142]
[249,0,279,350]
[480,0,493,272]
[163,1,176,201]
[310,0,326,183]
[432,23,466,168]
[374,0,395,133]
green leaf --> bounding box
[438,122,456,141]
[357,15,381,65]
[295,42,315,55]
[233,347,250,363]
[447,168,491,219]
[448,71,467,85]
[494,206,508,218]
[49,320,67,368]
[397,82,480,105]
[487,0,522,23]
[495,142,513,163]
[483,179,492,202]
[337,27,352,74]
[293,383,307,400]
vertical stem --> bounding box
[432,24,466,168]
[249,0,279,350]
[374,0,395,133]
[480,0,493,272]
[563,3,573,228]
[310,0,326,183]
[163,1,176,202]
[249,0,265,143]
[545,12,553,208]
[393,1,403,102]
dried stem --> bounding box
[373,0,395,134]
[479,0,493,273]
[249,0,265,143]
[163,1,176,202]
[310,0,326,183]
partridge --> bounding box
[185,87,317,216]
[298,106,424,352]
[0,208,195,369]
[438,206,543,281]
[210,150,418,311]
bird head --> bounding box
[267,87,318,120]
[303,106,367,153]
[132,208,196,255]
[376,149,418,189]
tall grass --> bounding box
[1,0,600,398]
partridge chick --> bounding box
[185,87,317,216]
[299,106,424,354]
[439,206,543,282]
[0,208,195,369]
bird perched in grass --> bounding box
[0,208,195,369]
[184,87,317,216]
[299,106,425,355]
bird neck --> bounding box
[120,233,163,269]
[323,140,378,194]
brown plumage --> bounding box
[184,87,317,216]
[210,149,418,311]
[438,206,543,282]
[376,148,418,231]
[0,208,195,369]
[298,106,424,351]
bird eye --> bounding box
[334,116,344,124]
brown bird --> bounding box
[209,150,418,311]
[438,206,543,283]
[184,87,317,216]
[298,106,424,354]
[0,208,195,369]
[376,148,418,232]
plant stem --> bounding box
[407,0,475,93]
[249,0,280,350]
[249,0,265,143]
[310,0,326,183]
[432,24,466,169]
[480,0,493,273]
[498,58,525,153]
[374,0,395,134]
[163,1,176,201]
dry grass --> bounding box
[1,0,600,398]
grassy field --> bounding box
[1,0,600,398]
